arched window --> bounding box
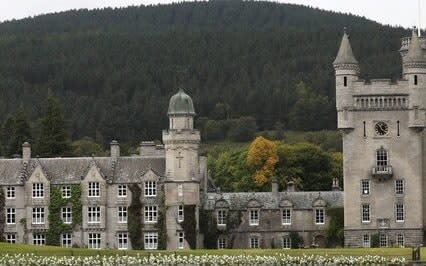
[376,148,388,167]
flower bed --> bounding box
[0,253,406,265]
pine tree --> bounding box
[13,107,32,150]
[36,94,73,157]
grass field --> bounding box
[0,242,417,260]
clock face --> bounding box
[375,122,388,136]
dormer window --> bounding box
[88,182,100,197]
[249,209,259,226]
[32,183,44,198]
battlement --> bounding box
[400,36,426,52]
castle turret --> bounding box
[404,29,426,128]
[162,89,201,249]
[333,30,359,129]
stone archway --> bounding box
[314,235,327,248]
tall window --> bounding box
[61,207,72,224]
[88,233,101,249]
[32,207,45,224]
[379,234,388,247]
[177,205,184,223]
[32,183,44,198]
[282,236,291,249]
[217,237,227,249]
[249,210,259,226]
[282,209,291,225]
[376,149,388,167]
[33,234,45,245]
[396,203,404,222]
[395,180,404,195]
[343,76,347,87]
[144,232,158,250]
[6,208,15,224]
[144,181,156,197]
[362,204,370,223]
[144,205,158,223]
[118,185,127,197]
[62,186,71,198]
[177,184,183,197]
[397,234,404,247]
[6,186,15,199]
[361,180,370,195]
[118,232,129,250]
[362,234,370,248]
[249,236,259,248]
[88,206,101,224]
[61,233,72,248]
[315,209,325,224]
[414,75,418,85]
[88,182,100,197]
[118,206,127,223]
[6,234,16,243]
[217,210,227,226]
[178,232,185,249]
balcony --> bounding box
[372,165,393,180]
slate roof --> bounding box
[333,31,358,65]
[168,89,195,116]
[0,156,165,185]
[204,191,343,210]
[406,29,426,63]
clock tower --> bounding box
[335,29,425,247]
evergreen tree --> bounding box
[1,116,16,157]
[36,94,73,157]
[13,107,32,150]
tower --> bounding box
[336,29,425,247]
[162,89,201,249]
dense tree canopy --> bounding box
[0,1,410,150]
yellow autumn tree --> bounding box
[246,136,279,186]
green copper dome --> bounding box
[167,89,195,116]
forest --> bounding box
[0,0,410,153]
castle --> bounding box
[0,29,422,249]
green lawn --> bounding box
[0,242,416,259]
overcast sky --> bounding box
[0,0,423,29]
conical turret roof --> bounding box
[405,29,425,63]
[333,31,358,66]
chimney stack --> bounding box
[110,140,120,160]
[271,177,279,199]
[286,181,295,192]
[332,178,341,191]
[22,142,31,163]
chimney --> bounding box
[110,140,120,160]
[332,178,341,191]
[286,181,295,192]
[22,142,31,163]
[271,177,279,199]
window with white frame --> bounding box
[144,205,158,223]
[61,207,72,224]
[62,185,71,198]
[282,209,291,225]
[397,234,404,247]
[118,206,127,223]
[88,206,101,224]
[361,180,370,195]
[144,232,158,250]
[217,237,227,249]
[379,234,388,247]
[217,210,227,226]
[6,234,16,243]
[376,148,388,166]
[6,186,15,199]
[32,183,44,198]
[177,205,184,223]
[178,232,185,249]
[144,181,156,197]
[395,179,404,195]
[362,234,370,248]
[249,236,259,248]
[282,236,291,249]
[249,210,259,226]
[61,233,72,248]
[118,232,129,250]
[118,185,127,197]
[315,209,325,224]
[396,203,404,222]
[362,204,370,223]
[177,184,183,197]
[32,207,45,224]
[88,182,100,197]
[33,233,45,245]
[6,208,15,224]
[88,233,101,249]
